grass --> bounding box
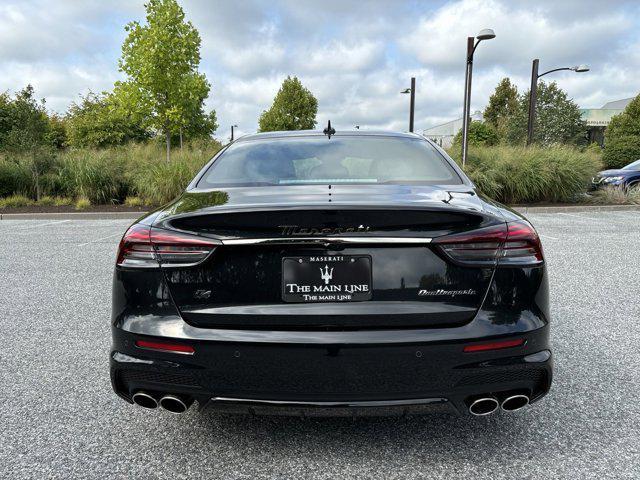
[450,145,603,204]
[587,186,640,205]
[0,139,223,208]
[124,196,145,207]
[37,195,56,206]
[74,196,91,210]
[53,197,73,206]
[0,194,35,208]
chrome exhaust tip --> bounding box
[468,397,499,416]
[159,395,189,414]
[501,394,530,412]
[132,391,158,410]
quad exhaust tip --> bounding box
[132,391,158,410]
[501,394,530,412]
[159,395,189,414]
[468,397,499,416]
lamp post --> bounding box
[230,124,238,142]
[401,77,416,132]
[461,28,496,168]
[526,60,589,145]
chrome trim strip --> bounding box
[209,397,447,408]
[221,236,432,245]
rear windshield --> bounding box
[197,136,462,187]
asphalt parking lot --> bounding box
[1,210,639,479]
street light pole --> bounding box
[401,77,416,132]
[526,59,540,146]
[230,124,238,142]
[461,37,474,168]
[409,77,416,133]
[526,60,589,145]
[461,29,496,168]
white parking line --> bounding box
[539,234,559,240]
[4,220,71,232]
[557,212,599,221]
[77,232,123,247]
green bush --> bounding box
[57,149,129,204]
[126,141,220,205]
[452,121,499,147]
[124,196,144,207]
[74,196,91,210]
[453,145,602,204]
[0,158,33,197]
[0,194,35,208]
[37,195,56,206]
[603,94,640,168]
[54,197,72,206]
[602,135,640,169]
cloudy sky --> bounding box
[0,0,638,139]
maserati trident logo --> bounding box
[319,265,334,285]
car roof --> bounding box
[234,130,425,142]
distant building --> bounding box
[423,111,483,148]
[580,97,632,145]
[423,98,634,148]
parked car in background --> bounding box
[592,159,640,190]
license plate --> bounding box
[282,255,372,303]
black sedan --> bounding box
[110,130,551,417]
[592,159,640,190]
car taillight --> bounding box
[434,220,543,267]
[116,224,218,268]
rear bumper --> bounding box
[110,323,552,416]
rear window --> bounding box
[197,136,462,188]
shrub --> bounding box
[0,157,33,197]
[37,195,56,206]
[602,135,640,169]
[124,196,144,207]
[53,197,72,206]
[0,194,35,208]
[74,196,91,210]
[57,149,128,204]
[603,94,640,169]
[452,121,499,147]
[452,145,602,204]
[588,186,640,205]
[131,158,204,205]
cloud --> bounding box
[0,0,637,135]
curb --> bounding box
[0,211,146,220]
[513,204,640,214]
[1,204,639,220]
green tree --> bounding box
[46,114,67,149]
[118,0,214,161]
[2,85,54,200]
[452,120,499,147]
[507,81,586,146]
[483,78,518,139]
[65,91,150,148]
[259,76,318,132]
[603,94,640,169]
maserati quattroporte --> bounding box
[110,130,551,417]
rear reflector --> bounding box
[434,220,543,267]
[135,340,195,354]
[463,338,525,353]
[117,224,219,268]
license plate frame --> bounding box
[282,255,372,303]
